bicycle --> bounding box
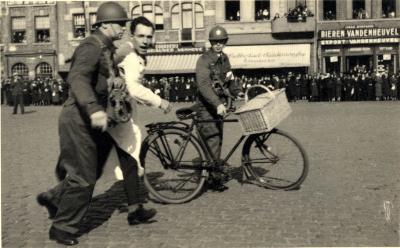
[140,88,309,204]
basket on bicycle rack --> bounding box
[234,86,292,135]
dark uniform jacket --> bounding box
[64,30,116,119]
[11,77,24,96]
[195,49,231,110]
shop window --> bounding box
[73,14,86,39]
[195,4,204,28]
[89,13,97,33]
[35,15,50,42]
[36,62,53,78]
[352,0,368,19]
[11,17,26,43]
[323,0,336,20]
[382,0,396,18]
[225,0,240,21]
[11,63,29,79]
[131,4,163,30]
[255,0,270,21]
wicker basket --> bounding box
[234,86,292,135]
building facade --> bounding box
[317,0,400,74]
[1,1,398,80]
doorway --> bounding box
[346,55,373,72]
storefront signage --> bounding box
[7,1,55,6]
[148,44,203,54]
[321,37,400,45]
[224,44,310,69]
[320,27,400,45]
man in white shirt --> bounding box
[109,16,171,225]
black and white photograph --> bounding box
[0,0,399,247]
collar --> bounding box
[205,49,225,63]
[93,30,116,52]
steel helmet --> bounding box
[93,2,130,28]
[209,25,228,41]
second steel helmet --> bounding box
[93,2,130,27]
[209,25,228,41]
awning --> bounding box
[145,54,201,74]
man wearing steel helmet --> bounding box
[35,2,155,245]
[195,25,238,191]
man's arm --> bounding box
[195,57,222,109]
[67,43,103,116]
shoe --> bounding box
[127,205,157,225]
[207,176,229,192]
[36,192,58,219]
[49,226,78,246]
[212,183,229,192]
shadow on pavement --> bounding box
[76,181,128,236]
[23,110,37,114]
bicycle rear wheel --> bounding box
[141,128,207,204]
[242,129,309,190]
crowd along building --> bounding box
[1,0,399,80]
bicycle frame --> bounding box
[191,116,247,167]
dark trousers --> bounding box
[196,104,223,161]
[13,94,24,114]
[46,105,146,234]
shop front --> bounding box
[223,43,312,76]
[319,25,400,74]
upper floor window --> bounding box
[89,13,97,33]
[382,0,396,18]
[35,15,50,42]
[11,17,26,43]
[353,0,369,19]
[132,4,164,30]
[225,0,240,21]
[323,0,336,20]
[73,14,86,39]
[195,4,204,28]
[171,3,204,29]
[36,62,53,78]
[11,63,29,79]
[255,0,270,21]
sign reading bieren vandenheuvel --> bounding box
[319,26,400,45]
[223,44,311,69]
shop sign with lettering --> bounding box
[224,44,310,69]
[148,44,203,54]
[319,27,400,45]
[7,1,55,5]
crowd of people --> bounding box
[1,76,69,106]
[286,3,314,22]
[2,70,400,107]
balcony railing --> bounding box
[272,17,315,33]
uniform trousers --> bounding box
[12,94,24,114]
[196,104,223,161]
[45,104,146,234]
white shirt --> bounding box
[107,43,162,178]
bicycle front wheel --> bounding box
[242,129,309,190]
[141,128,207,204]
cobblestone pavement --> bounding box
[1,101,399,247]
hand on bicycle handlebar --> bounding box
[217,104,227,117]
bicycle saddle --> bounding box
[176,107,197,120]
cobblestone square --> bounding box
[1,102,399,247]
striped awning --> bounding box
[145,54,201,74]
